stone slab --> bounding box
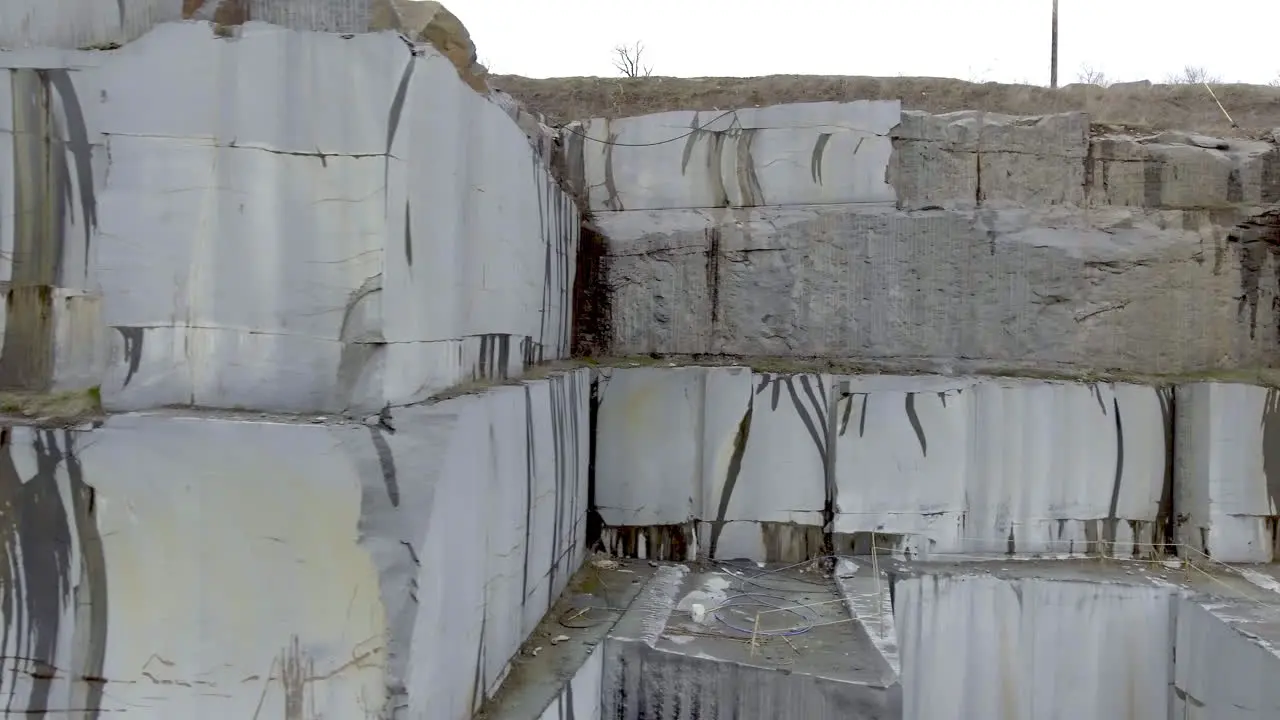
[891,559,1280,720]
[0,22,577,412]
[599,203,1277,371]
[562,101,901,212]
[601,564,899,719]
[0,368,590,719]
[1176,382,1280,562]
[596,368,1172,560]
[889,110,1090,210]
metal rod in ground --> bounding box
[1203,82,1237,127]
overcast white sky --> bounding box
[456,0,1277,85]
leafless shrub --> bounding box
[613,41,653,78]
[1165,65,1221,85]
[1076,65,1111,87]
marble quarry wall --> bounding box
[564,103,1280,373]
[0,21,577,413]
[1176,382,1280,563]
[0,13,587,719]
[594,368,1280,565]
[1174,594,1280,717]
[894,573,1280,720]
[894,574,1175,719]
[595,366,1175,562]
[0,369,590,718]
[6,7,1280,720]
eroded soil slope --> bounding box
[491,75,1280,134]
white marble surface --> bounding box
[894,574,1174,720]
[0,369,590,719]
[0,22,577,413]
[562,100,901,212]
[1175,596,1280,718]
[596,368,1171,558]
[1176,383,1280,562]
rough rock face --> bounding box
[564,101,1280,373]
[371,0,488,92]
[492,74,1280,135]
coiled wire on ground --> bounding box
[706,555,854,638]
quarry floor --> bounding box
[491,75,1280,135]
[479,554,1280,719]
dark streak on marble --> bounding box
[1103,395,1125,554]
[0,429,107,718]
[521,385,535,603]
[47,70,97,278]
[1156,387,1176,550]
[857,393,869,437]
[562,676,576,720]
[837,391,858,437]
[383,57,416,211]
[470,605,487,713]
[403,199,413,267]
[114,326,144,388]
[811,133,832,185]
[904,393,927,457]
[708,395,754,559]
[367,426,399,508]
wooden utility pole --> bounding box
[1050,0,1060,88]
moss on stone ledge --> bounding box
[0,387,104,424]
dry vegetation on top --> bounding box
[489,74,1280,136]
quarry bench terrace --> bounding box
[0,4,1279,720]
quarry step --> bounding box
[485,556,1280,719]
[4,11,1280,719]
[600,564,899,720]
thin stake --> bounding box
[750,612,762,657]
[1203,82,1237,127]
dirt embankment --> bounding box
[490,75,1280,136]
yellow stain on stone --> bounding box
[87,420,387,715]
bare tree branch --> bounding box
[1076,64,1110,87]
[613,41,653,78]
[1165,65,1221,85]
